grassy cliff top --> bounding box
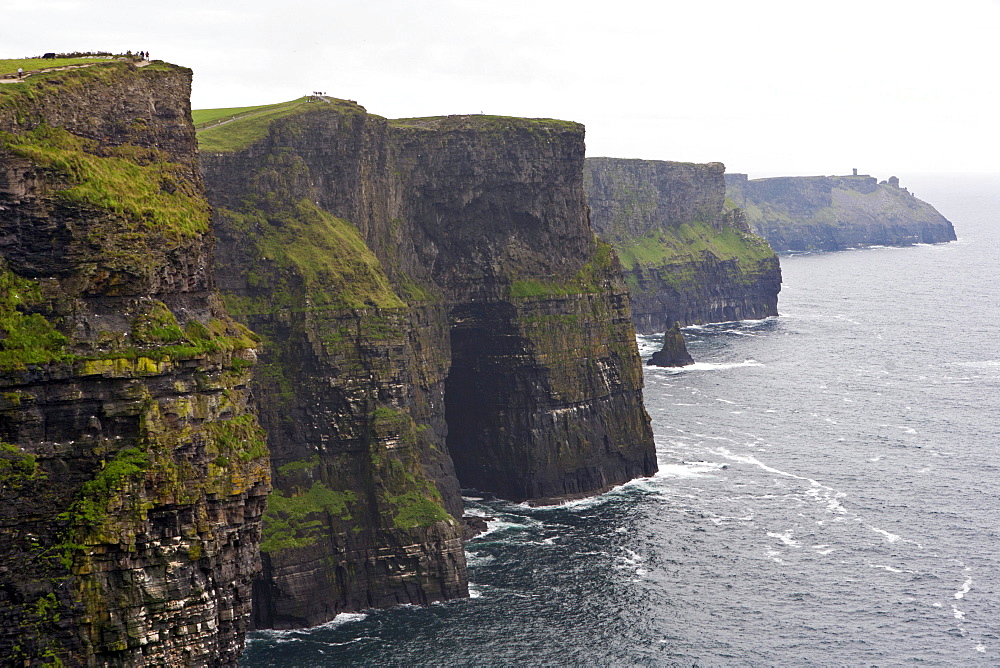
[0,56,123,77]
[586,156,725,171]
[0,59,183,113]
[194,96,366,153]
[390,114,581,133]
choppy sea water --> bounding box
[243,174,1000,666]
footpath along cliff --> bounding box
[0,60,269,664]
[585,158,781,333]
[197,102,657,629]
[726,172,957,251]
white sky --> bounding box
[2,0,998,176]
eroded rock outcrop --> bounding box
[726,172,957,251]
[647,324,694,368]
[198,105,656,628]
[0,61,269,665]
[585,158,781,333]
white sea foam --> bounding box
[468,584,483,599]
[653,461,726,479]
[870,564,903,573]
[464,551,495,567]
[955,577,973,599]
[255,611,369,640]
[767,530,801,548]
[869,527,901,543]
[616,547,645,568]
[952,605,965,620]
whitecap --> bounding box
[254,612,369,640]
[955,577,973,599]
[869,527,901,543]
[767,530,801,548]
[653,461,726,479]
[870,564,903,573]
[952,605,965,620]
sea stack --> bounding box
[647,323,695,367]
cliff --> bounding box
[198,103,656,629]
[585,158,781,333]
[0,60,269,664]
[726,173,957,251]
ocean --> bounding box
[243,174,1000,666]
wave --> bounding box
[646,360,763,374]
[250,612,369,641]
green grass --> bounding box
[509,240,615,298]
[204,414,269,462]
[390,114,581,133]
[0,57,117,76]
[221,199,404,312]
[194,97,359,152]
[0,260,70,372]
[62,448,149,527]
[0,442,44,490]
[615,220,776,272]
[0,125,210,237]
[260,483,358,553]
[385,490,451,529]
[191,100,306,127]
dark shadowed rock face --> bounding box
[585,158,781,333]
[199,107,656,627]
[647,324,694,367]
[0,62,269,665]
[726,173,957,251]
[392,118,656,503]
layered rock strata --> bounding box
[0,61,269,665]
[585,158,781,333]
[726,173,957,251]
[199,105,656,627]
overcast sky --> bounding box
[3,0,997,177]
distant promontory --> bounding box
[726,172,956,252]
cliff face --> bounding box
[391,118,655,502]
[0,62,269,665]
[199,105,656,627]
[201,104,468,630]
[585,158,781,333]
[726,173,957,251]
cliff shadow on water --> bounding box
[198,102,656,630]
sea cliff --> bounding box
[585,158,780,333]
[198,103,656,629]
[0,60,269,664]
[726,172,957,251]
